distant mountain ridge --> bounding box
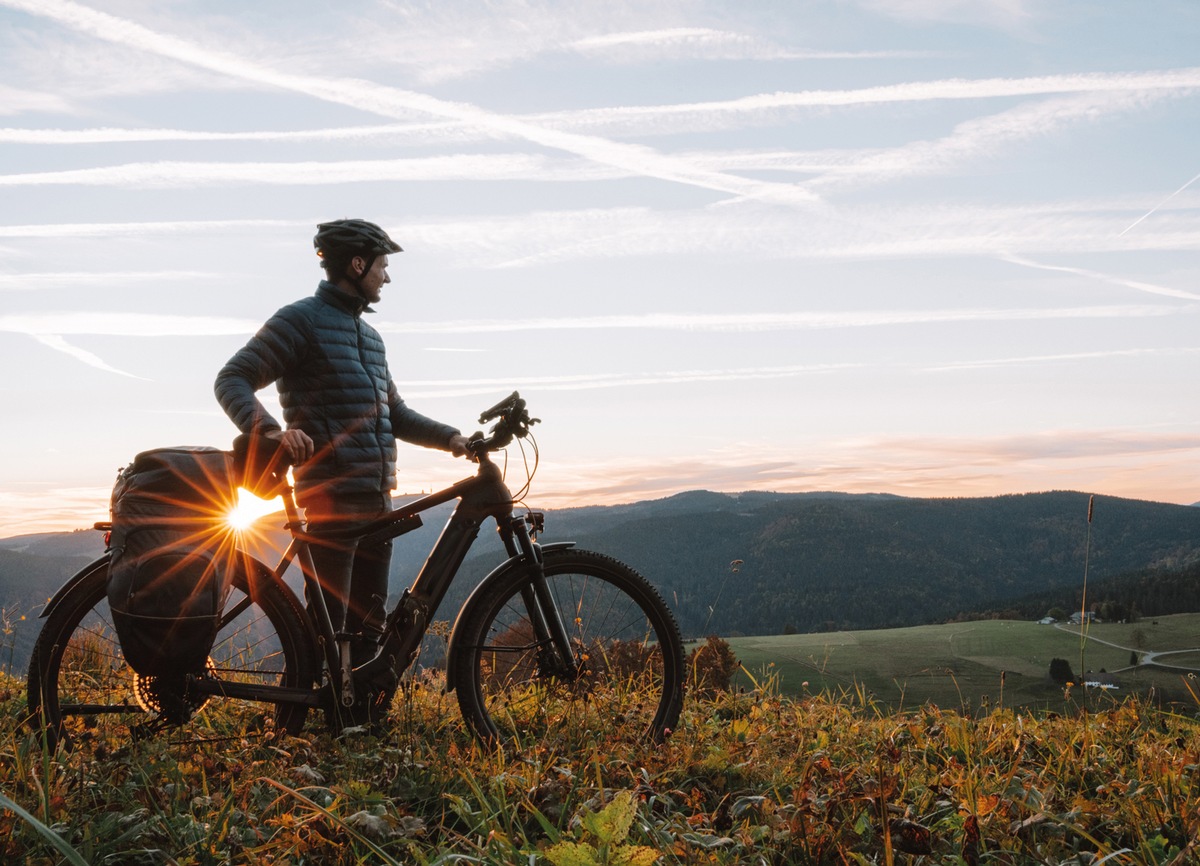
[3,489,1199,674]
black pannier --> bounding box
[106,446,239,680]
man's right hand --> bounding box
[266,428,314,464]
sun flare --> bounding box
[226,487,282,531]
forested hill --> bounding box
[3,491,1199,659]
[526,490,1200,637]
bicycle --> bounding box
[26,392,685,751]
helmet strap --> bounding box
[341,253,377,300]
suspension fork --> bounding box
[502,515,580,678]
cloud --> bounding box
[0,312,259,336]
[1,17,245,102]
[0,218,301,238]
[0,485,114,535]
[0,83,75,115]
[445,201,1200,266]
[521,67,1200,136]
[377,304,1185,336]
[0,154,617,188]
[3,192,1197,265]
[397,342,1199,399]
[924,347,1200,373]
[391,363,867,400]
[851,427,1200,463]
[28,334,147,378]
[854,0,1036,28]
[3,90,1168,206]
[2,303,1181,343]
[567,27,934,62]
[0,271,215,290]
[1000,253,1200,301]
[6,424,1197,532]
[804,91,1174,192]
[0,121,465,145]
[0,0,820,207]
[362,4,906,83]
[521,426,1200,509]
[6,72,1187,186]
[569,26,762,52]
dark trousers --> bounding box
[300,491,393,653]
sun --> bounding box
[226,487,282,530]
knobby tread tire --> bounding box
[26,557,317,751]
[451,548,684,744]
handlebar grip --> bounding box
[478,391,521,424]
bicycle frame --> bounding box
[191,450,579,713]
[29,392,685,748]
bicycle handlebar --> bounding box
[478,391,523,424]
[469,390,539,456]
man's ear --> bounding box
[348,255,366,277]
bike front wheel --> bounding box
[26,558,317,751]
[452,549,684,745]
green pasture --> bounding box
[718,613,1200,712]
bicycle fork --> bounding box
[505,517,581,681]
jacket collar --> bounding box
[316,280,375,316]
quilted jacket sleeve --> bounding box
[387,376,461,450]
[214,305,311,436]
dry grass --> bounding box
[2,667,1199,864]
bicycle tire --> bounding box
[26,557,317,751]
[452,549,684,745]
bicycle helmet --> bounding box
[313,219,403,275]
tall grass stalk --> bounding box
[0,788,89,866]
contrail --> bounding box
[0,304,1179,339]
[0,271,213,290]
[1119,169,1200,236]
[0,0,819,207]
[29,334,148,379]
[999,253,1200,301]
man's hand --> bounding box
[448,433,472,458]
[266,428,314,464]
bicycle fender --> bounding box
[443,541,575,693]
[39,554,112,620]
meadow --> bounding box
[726,613,1200,713]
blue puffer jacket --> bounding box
[215,282,460,498]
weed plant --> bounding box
[2,666,1199,865]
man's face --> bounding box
[357,254,391,304]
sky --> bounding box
[1,0,1198,537]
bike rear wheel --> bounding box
[452,549,684,745]
[26,558,317,751]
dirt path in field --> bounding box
[1052,624,1200,673]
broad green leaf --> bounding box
[546,840,600,866]
[613,845,662,866]
[582,790,636,846]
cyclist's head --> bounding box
[313,219,403,282]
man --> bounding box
[216,219,469,667]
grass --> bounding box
[4,649,1200,865]
[723,613,1200,713]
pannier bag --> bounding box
[106,446,239,680]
